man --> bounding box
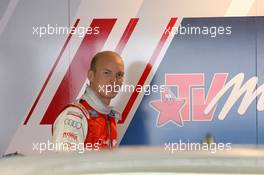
[52,51,124,151]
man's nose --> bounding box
[109,75,117,83]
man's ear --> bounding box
[88,70,94,82]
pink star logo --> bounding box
[150,94,185,127]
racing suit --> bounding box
[52,86,120,150]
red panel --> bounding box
[23,19,80,125]
[119,17,177,124]
[40,18,117,125]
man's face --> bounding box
[89,55,124,102]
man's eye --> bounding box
[117,73,124,78]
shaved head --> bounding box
[90,51,123,72]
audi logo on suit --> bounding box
[64,119,82,129]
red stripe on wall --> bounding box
[118,17,177,124]
[115,18,139,54]
[40,18,117,125]
[23,19,80,125]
